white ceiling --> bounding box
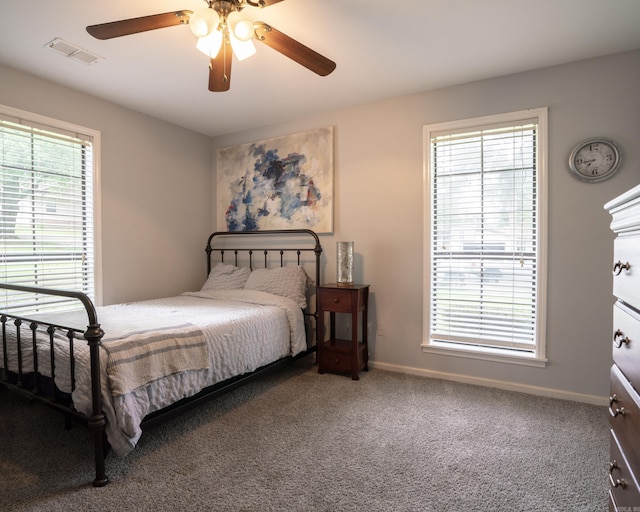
[1,0,640,137]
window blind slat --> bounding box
[1,114,94,313]
[429,120,539,352]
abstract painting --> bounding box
[217,127,334,233]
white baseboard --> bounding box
[368,361,608,406]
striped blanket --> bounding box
[101,323,207,396]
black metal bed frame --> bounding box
[0,229,322,487]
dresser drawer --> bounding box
[609,429,640,509]
[613,302,640,391]
[613,236,640,306]
[318,289,353,312]
[610,365,640,478]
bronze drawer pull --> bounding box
[609,460,627,488]
[608,394,625,418]
[613,329,630,348]
[613,261,631,275]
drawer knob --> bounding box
[609,460,627,488]
[333,298,339,303]
[613,261,631,276]
[613,329,630,348]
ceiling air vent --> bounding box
[45,38,103,65]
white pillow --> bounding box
[202,262,251,290]
[244,266,310,308]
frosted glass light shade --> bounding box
[196,30,223,58]
[227,11,254,41]
[229,30,256,60]
[189,8,220,38]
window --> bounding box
[423,109,547,365]
[0,106,100,313]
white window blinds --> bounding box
[0,115,95,313]
[428,115,543,354]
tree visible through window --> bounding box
[0,110,97,313]
[423,109,547,362]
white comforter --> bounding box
[1,289,307,456]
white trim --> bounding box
[536,107,549,362]
[368,360,607,406]
[92,131,103,306]
[421,340,547,368]
[0,103,103,306]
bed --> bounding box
[0,229,322,487]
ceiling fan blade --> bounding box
[87,11,192,40]
[253,22,336,76]
[209,39,233,92]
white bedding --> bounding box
[1,289,307,456]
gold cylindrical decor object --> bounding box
[337,241,354,285]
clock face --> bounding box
[569,138,621,182]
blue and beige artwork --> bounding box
[217,127,333,233]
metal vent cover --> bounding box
[45,38,103,65]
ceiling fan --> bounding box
[86,0,336,92]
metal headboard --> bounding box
[205,229,323,289]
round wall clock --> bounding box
[568,137,621,182]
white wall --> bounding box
[212,50,640,402]
[0,64,213,305]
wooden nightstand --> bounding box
[316,283,370,380]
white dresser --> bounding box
[605,184,640,511]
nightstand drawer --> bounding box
[318,341,353,373]
[319,290,353,312]
[318,339,367,375]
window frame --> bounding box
[422,108,548,367]
[0,104,102,309]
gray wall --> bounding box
[212,50,640,403]
[0,64,213,306]
[2,50,639,403]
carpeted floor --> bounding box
[0,357,608,511]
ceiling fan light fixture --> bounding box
[227,11,254,42]
[189,7,221,38]
[196,30,223,58]
[228,29,256,60]
[85,2,336,92]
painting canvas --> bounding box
[217,127,334,233]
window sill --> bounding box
[421,341,547,368]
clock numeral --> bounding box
[592,168,599,176]
[589,143,599,151]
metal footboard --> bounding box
[0,283,108,487]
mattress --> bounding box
[1,288,306,456]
